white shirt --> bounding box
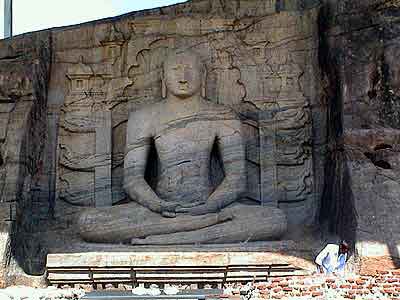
[315,244,339,266]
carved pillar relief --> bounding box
[264,52,314,224]
[259,110,278,206]
[94,110,112,207]
[58,55,115,207]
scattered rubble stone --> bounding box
[0,287,84,300]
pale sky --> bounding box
[1,0,186,38]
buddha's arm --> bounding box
[123,110,178,217]
[209,118,247,207]
[124,145,179,217]
[188,118,247,215]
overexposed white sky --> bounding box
[1,0,185,38]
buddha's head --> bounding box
[162,50,205,99]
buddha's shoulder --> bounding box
[200,99,239,120]
[129,102,163,118]
[127,103,164,136]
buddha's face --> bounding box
[164,52,202,99]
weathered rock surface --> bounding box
[4,0,319,267]
[318,0,400,270]
[50,2,319,228]
[0,32,52,283]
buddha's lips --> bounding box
[178,83,189,88]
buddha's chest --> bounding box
[154,121,216,160]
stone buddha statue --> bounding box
[78,50,287,244]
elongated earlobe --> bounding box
[201,67,207,98]
[201,85,206,98]
[161,75,167,99]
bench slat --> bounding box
[47,264,304,287]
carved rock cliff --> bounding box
[0,0,398,285]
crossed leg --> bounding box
[130,204,287,245]
[78,201,233,243]
[78,202,287,244]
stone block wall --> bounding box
[234,271,400,299]
[59,271,400,299]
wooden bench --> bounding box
[47,263,306,288]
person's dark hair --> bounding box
[339,240,349,253]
